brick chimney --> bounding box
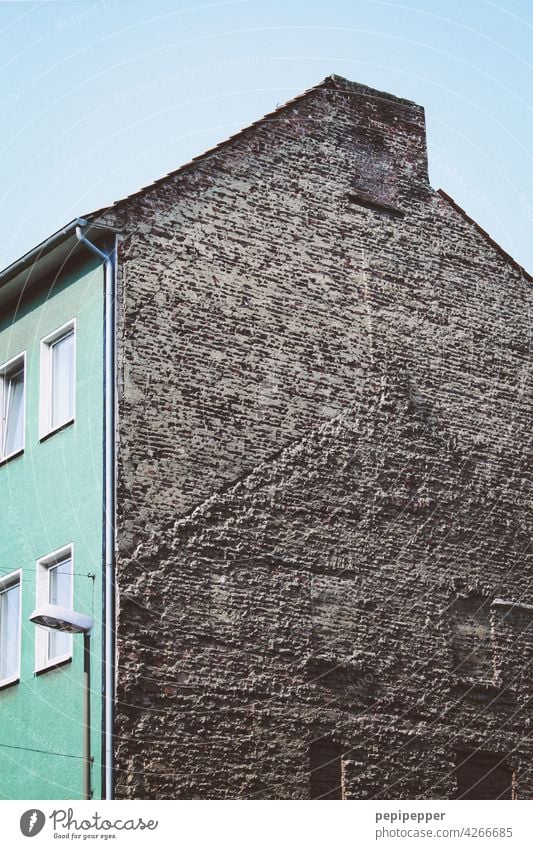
[320,75,430,209]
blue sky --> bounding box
[1,0,532,272]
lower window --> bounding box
[310,739,344,800]
[0,570,22,687]
[35,547,73,671]
[0,353,25,461]
[455,751,514,800]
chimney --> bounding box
[322,75,430,208]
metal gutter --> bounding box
[75,226,117,801]
[0,218,119,310]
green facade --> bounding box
[0,256,104,799]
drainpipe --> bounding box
[75,224,116,801]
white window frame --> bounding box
[35,545,74,672]
[0,569,22,688]
[0,351,26,462]
[39,319,76,439]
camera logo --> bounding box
[20,809,46,837]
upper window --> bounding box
[35,547,73,671]
[0,353,25,461]
[0,570,22,687]
[449,594,494,681]
[40,321,76,438]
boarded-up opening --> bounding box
[455,751,513,800]
[310,739,343,800]
[450,595,493,679]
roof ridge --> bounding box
[325,74,423,108]
[84,75,422,220]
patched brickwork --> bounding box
[92,76,532,798]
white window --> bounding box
[40,321,76,438]
[0,353,25,461]
[35,547,73,671]
[0,570,22,687]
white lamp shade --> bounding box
[29,604,94,634]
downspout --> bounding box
[75,225,116,801]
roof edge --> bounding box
[0,218,86,286]
[437,189,532,283]
[86,75,423,220]
[0,218,119,288]
[0,219,120,310]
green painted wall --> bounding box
[0,256,104,800]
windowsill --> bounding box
[35,655,72,676]
[346,192,405,218]
[0,447,24,468]
[39,418,74,443]
[0,676,20,691]
[451,674,514,697]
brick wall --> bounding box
[112,375,532,798]
[94,76,532,798]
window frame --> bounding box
[0,569,22,689]
[35,545,74,673]
[0,351,26,463]
[39,319,76,440]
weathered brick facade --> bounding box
[93,76,532,799]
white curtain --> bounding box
[3,370,24,455]
[48,560,72,660]
[51,332,74,429]
[0,583,20,680]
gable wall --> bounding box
[94,80,531,798]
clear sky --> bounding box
[1,0,532,272]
